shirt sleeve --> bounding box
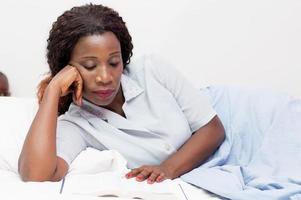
[147,54,217,132]
[56,119,88,166]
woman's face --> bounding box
[69,32,124,107]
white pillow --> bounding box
[68,148,128,176]
[0,97,38,173]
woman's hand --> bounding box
[49,65,83,106]
[125,164,174,184]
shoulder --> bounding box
[58,103,84,124]
[125,53,176,80]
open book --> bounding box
[61,171,182,199]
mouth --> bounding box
[93,89,115,99]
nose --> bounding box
[95,66,112,85]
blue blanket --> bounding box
[181,86,301,200]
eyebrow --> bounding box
[81,51,121,59]
[109,51,121,56]
[80,56,97,59]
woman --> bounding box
[18,3,225,183]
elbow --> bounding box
[217,117,226,144]
[217,118,226,146]
[18,161,61,182]
[18,166,43,182]
[19,166,47,182]
[211,115,226,147]
[19,170,63,182]
[19,173,46,182]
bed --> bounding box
[1,84,301,200]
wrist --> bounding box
[161,161,178,179]
[44,82,62,99]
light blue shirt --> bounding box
[56,54,216,168]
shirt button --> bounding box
[164,143,171,151]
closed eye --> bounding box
[83,64,97,70]
[110,62,120,67]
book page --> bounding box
[62,171,181,200]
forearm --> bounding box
[18,84,61,181]
[161,116,225,178]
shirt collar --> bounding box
[120,74,144,102]
[79,73,143,120]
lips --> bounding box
[93,89,114,99]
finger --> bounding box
[66,64,74,68]
[126,169,139,179]
[155,172,165,183]
[68,65,82,106]
[127,168,143,178]
[125,172,131,179]
[74,75,83,106]
[136,169,151,182]
[125,170,136,179]
[60,65,78,96]
[147,172,159,184]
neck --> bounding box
[104,86,125,117]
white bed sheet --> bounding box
[0,149,220,200]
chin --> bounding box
[84,96,113,107]
[95,101,113,107]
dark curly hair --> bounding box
[38,3,133,115]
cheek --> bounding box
[79,73,93,91]
[114,67,123,80]
[82,78,92,91]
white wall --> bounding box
[0,0,300,98]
